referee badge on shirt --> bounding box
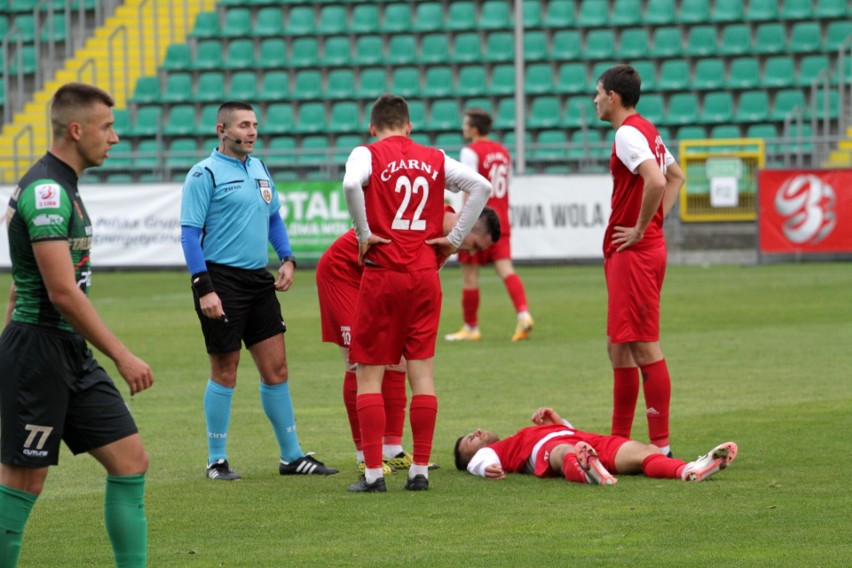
[257,179,272,204]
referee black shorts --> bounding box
[193,261,287,354]
[0,322,139,467]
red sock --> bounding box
[561,452,588,484]
[356,393,385,469]
[343,371,360,449]
[611,367,640,438]
[641,453,686,479]
[382,369,407,445]
[503,274,528,313]
[409,394,438,466]
[462,288,479,327]
[641,359,671,448]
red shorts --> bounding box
[604,244,667,344]
[534,431,630,477]
[457,233,511,265]
[316,257,360,347]
[349,267,442,365]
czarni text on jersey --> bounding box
[379,159,440,182]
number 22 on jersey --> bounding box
[391,175,430,231]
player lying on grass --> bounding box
[453,407,737,485]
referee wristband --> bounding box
[191,271,215,296]
[280,255,297,268]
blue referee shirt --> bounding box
[181,150,284,270]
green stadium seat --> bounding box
[254,7,284,37]
[666,93,699,125]
[166,138,198,171]
[789,22,822,53]
[489,65,515,95]
[484,31,515,62]
[354,35,384,65]
[753,23,786,55]
[229,71,257,101]
[463,99,493,116]
[551,30,581,60]
[317,5,346,35]
[103,140,132,169]
[693,59,725,90]
[568,129,603,160]
[407,100,427,130]
[104,174,134,183]
[610,0,642,26]
[258,38,287,68]
[293,70,322,100]
[224,39,254,70]
[797,55,830,87]
[328,101,360,133]
[457,66,488,96]
[718,24,752,56]
[554,62,587,94]
[195,72,225,103]
[649,27,681,58]
[422,66,453,98]
[480,1,512,30]
[266,136,296,166]
[735,91,770,122]
[319,37,349,66]
[524,30,549,61]
[727,57,760,89]
[327,69,356,99]
[564,95,595,127]
[525,63,553,95]
[414,2,444,32]
[294,102,326,134]
[285,6,315,35]
[390,67,420,97]
[501,131,533,154]
[532,130,567,161]
[811,89,839,119]
[675,125,707,141]
[164,105,196,137]
[134,140,160,169]
[193,40,223,70]
[745,124,778,153]
[130,76,160,104]
[815,0,847,17]
[678,0,710,23]
[40,13,67,42]
[195,104,219,136]
[358,68,387,99]
[824,21,852,52]
[334,135,366,164]
[780,123,814,154]
[521,0,542,27]
[618,28,649,59]
[190,11,219,38]
[263,103,294,135]
[701,92,735,123]
[528,96,561,128]
[710,0,744,22]
[584,29,616,60]
[290,37,320,67]
[162,73,193,103]
[495,97,515,128]
[544,0,576,27]
[427,99,460,131]
[780,0,812,20]
[447,2,477,31]
[657,60,689,90]
[744,0,778,21]
[710,124,741,139]
[451,32,482,63]
[419,34,449,64]
[257,71,290,101]
[684,25,717,57]
[763,57,796,88]
[221,8,251,38]
[434,132,465,153]
[351,4,380,34]
[644,0,676,24]
[382,3,412,33]
[386,35,416,64]
[162,43,191,71]
[297,136,329,165]
[636,94,664,124]
[577,0,608,27]
[112,109,130,137]
[589,61,619,91]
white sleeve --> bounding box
[443,155,492,247]
[342,146,373,242]
[561,418,575,429]
[614,125,656,174]
[459,146,479,171]
[467,448,501,478]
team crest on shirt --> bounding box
[34,183,61,209]
[257,179,272,204]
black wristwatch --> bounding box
[280,255,297,268]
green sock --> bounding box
[105,474,147,568]
[0,484,37,568]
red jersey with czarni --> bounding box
[363,136,447,272]
[604,113,674,258]
[465,140,511,239]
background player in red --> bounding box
[445,108,534,343]
[342,94,491,492]
[454,407,737,485]
[317,207,501,474]
[594,64,685,457]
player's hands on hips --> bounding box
[358,234,391,265]
[531,407,563,426]
[199,291,226,320]
[612,225,643,252]
[116,352,154,396]
[275,260,295,292]
[484,463,505,479]
[426,236,457,259]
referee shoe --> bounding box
[279,453,339,475]
[206,459,241,481]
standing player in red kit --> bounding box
[594,64,685,457]
[445,108,534,343]
[342,94,492,492]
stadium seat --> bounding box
[294,102,326,134]
[162,73,192,103]
[390,67,420,97]
[191,40,223,70]
[413,2,444,32]
[525,63,554,95]
[657,60,690,91]
[289,37,320,67]
[521,0,542,28]
[382,3,412,33]
[577,0,608,27]
[334,135,365,164]
[163,105,196,137]
[618,28,650,59]
[718,24,752,56]
[134,140,161,169]
[419,34,449,64]
[256,71,289,101]
[678,0,710,23]
[502,131,533,155]
[317,5,346,35]
[407,100,427,130]
[266,136,296,166]
[524,30,549,61]
[326,69,356,99]
[563,95,595,127]
[166,138,198,171]
[745,124,778,153]
[649,27,682,58]
[112,109,130,137]
[710,124,741,139]
[328,101,360,133]
[427,99,460,131]
[446,2,477,31]
[229,71,257,101]
[763,57,796,88]
[190,11,219,38]
[480,1,512,29]
[584,29,616,60]
[162,43,191,71]
[532,129,568,161]
[254,7,284,37]
[223,39,255,70]
[422,66,453,97]
[495,97,516,128]
[285,6,315,35]
[434,132,465,153]
[727,57,761,89]
[693,59,725,90]
[589,61,619,91]
[753,23,786,55]
[322,36,351,66]
[744,0,778,20]
[676,125,707,141]
[221,8,251,38]
[789,22,822,53]
[351,4,380,34]
[568,129,604,160]
[383,35,415,65]
[298,135,329,165]
[824,21,852,52]
[457,66,488,96]
[610,0,642,26]
[815,0,848,17]
[451,33,482,63]
[551,30,581,60]
[489,65,515,95]
[103,140,132,169]
[358,68,388,99]
[554,62,587,94]
[354,35,384,65]
[481,31,513,62]
[293,70,322,100]
[666,93,699,125]
[684,25,717,57]
[130,76,160,104]
[701,92,735,123]
[797,55,831,87]
[734,91,770,122]
[631,60,656,90]
[195,72,225,103]
[636,94,664,124]
[710,0,743,22]
[643,0,676,24]
[780,0,812,20]
[811,89,839,119]
[463,99,493,116]
[528,96,562,129]
[194,104,219,136]
[544,0,576,27]
[257,38,287,68]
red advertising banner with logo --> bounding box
[758,169,852,255]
